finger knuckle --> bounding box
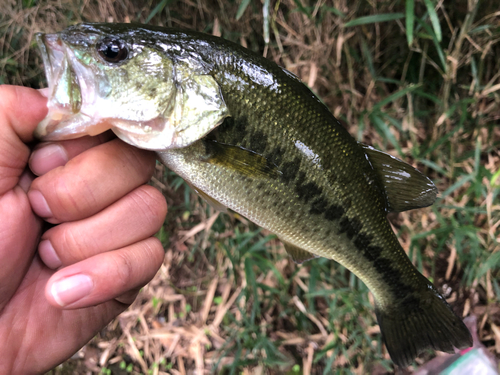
[130,186,167,230]
[120,144,156,181]
[113,251,135,289]
[49,172,97,220]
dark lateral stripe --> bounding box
[324,204,344,221]
[347,217,363,239]
[372,257,416,300]
[309,197,328,215]
[280,159,300,183]
[354,232,371,251]
[364,245,383,261]
[338,216,363,238]
[296,181,322,203]
[338,216,350,234]
[267,146,283,167]
[352,230,418,303]
[249,130,268,154]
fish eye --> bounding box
[96,38,128,63]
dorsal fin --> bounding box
[360,143,438,212]
[279,237,318,264]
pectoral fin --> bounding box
[279,237,318,263]
[361,143,438,212]
[204,139,280,180]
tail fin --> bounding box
[376,284,472,367]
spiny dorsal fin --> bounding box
[360,143,438,212]
[279,238,318,264]
[204,139,280,180]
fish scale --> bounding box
[34,23,472,367]
[207,54,413,297]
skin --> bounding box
[0,85,167,375]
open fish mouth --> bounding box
[34,26,229,149]
[34,33,113,140]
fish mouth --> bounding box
[34,33,112,140]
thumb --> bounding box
[0,85,47,194]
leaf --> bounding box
[146,0,174,23]
[263,0,270,43]
[416,18,446,70]
[474,136,481,178]
[369,114,403,155]
[418,159,448,176]
[476,252,500,279]
[437,174,474,200]
[423,0,442,42]
[236,0,251,21]
[292,0,311,18]
[491,168,500,187]
[244,257,258,323]
[344,13,404,27]
[372,84,421,112]
[360,38,376,78]
[405,0,415,46]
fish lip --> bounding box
[36,33,66,87]
[35,33,53,92]
[35,32,87,140]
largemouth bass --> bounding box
[34,23,472,367]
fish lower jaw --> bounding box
[35,109,102,141]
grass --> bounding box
[1,0,499,373]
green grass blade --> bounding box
[323,7,345,18]
[145,0,174,23]
[372,84,420,112]
[477,252,500,280]
[263,0,270,44]
[416,18,446,70]
[437,174,475,201]
[292,0,311,18]
[421,124,461,157]
[360,38,376,79]
[423,0,442,42]
[370,114,403,155]
[406,0,415,45]
[491,168,500,187]
[235,0,251,20]
[418,159,447,176]
[344,13,404,27]
[474,136,481,178]
[244,257,258,324]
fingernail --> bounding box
[51,274,93,307]
[28,190,53,218]
[39,240,62,269]
[38,88,50,98]
[29,143,68,176]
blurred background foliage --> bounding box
[1,0,499,373]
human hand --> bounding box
[0,85,167,374]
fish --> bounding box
[33,23,472,367]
